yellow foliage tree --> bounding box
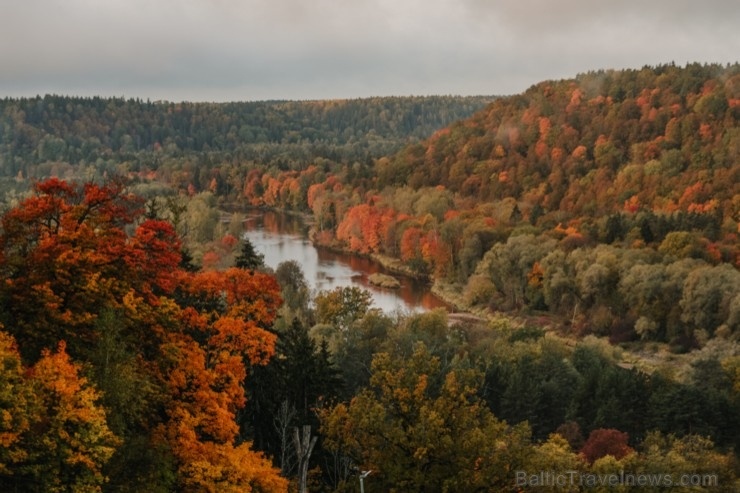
[320,343,533,492]
[0,333,119,492]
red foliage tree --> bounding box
[0,179,287,491]
[0,178,180,360]
[580,428,634,464]
[400,226,424,262]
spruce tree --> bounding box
[235,237,265,271]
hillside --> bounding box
[3,65,735,350]
[240,63,739,352]
[380,63,738,221]
[0,95,494,185]
[1,64,739,491]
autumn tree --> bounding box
[0,331,36,484]
[0,178,181,362]
[0,333,119,492]
[314,286,373,332]
[580,428,634,464]
[161,267,287,492]
[0,179,289,491]
[336,204,383,254]
[637,432,739,492]
[527,434,585,483]
[320,343,533,492]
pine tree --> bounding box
[235,237,265,271]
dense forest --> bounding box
[237,63,740,352]
[1,179,738,492]
[0,95,493,186]
[1,64,739,491]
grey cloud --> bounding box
[461,0,739,32]
[0,0,737,101]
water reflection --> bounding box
[241,210,448,313]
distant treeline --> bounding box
[0,94,494,180]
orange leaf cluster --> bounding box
[0,179,287,491]
[159,267,284,490]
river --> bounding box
[241,210,449,313]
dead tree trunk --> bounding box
[293,425,317,493]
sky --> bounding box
[1,0,738,102]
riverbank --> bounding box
[233,206,698,376]
[233,206,535,323]
[306,229,423,278]
[305,224,479,315]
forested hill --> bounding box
[0,94,494,180]
[378,62,738,220]
[239,63,739,351]
[1,65,739,492]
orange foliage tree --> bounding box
[336,204,384,254]
[399,226,423,262]
[0,178,181,361]
[160,268,286,492]
[0,179,288,492]
[0,333,119,491]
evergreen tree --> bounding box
[241,318,342,473]
[235,237,265,271]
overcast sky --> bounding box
[1,0,738,102]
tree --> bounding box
[541,250,579,317]
[293,426,317,493]
[242,318,342,479]
[0,178,181,362]
[580,428,633,464]
[235,237,265,271]
[320,343,533,492]
[175,267,282,329]
[495,342,582,440]
[476,234,557,310]
[0,331,36,483]
[528,434,585,481]
[387,309,464,366]
[0,335,120,492]
[658,231,707,260]
[314,286,373,332]
[328,310,394,399]
[680,263,740,337]
[86,309,174,491]
[161,268,286,492]
[0,178,290,491]
[274,260,310,323]
[278,318,341,422]
[638,432,739,492]
[336,204,383,254]
[567,342,652,438]
[619,263,671,340]
[572,245,620,310]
